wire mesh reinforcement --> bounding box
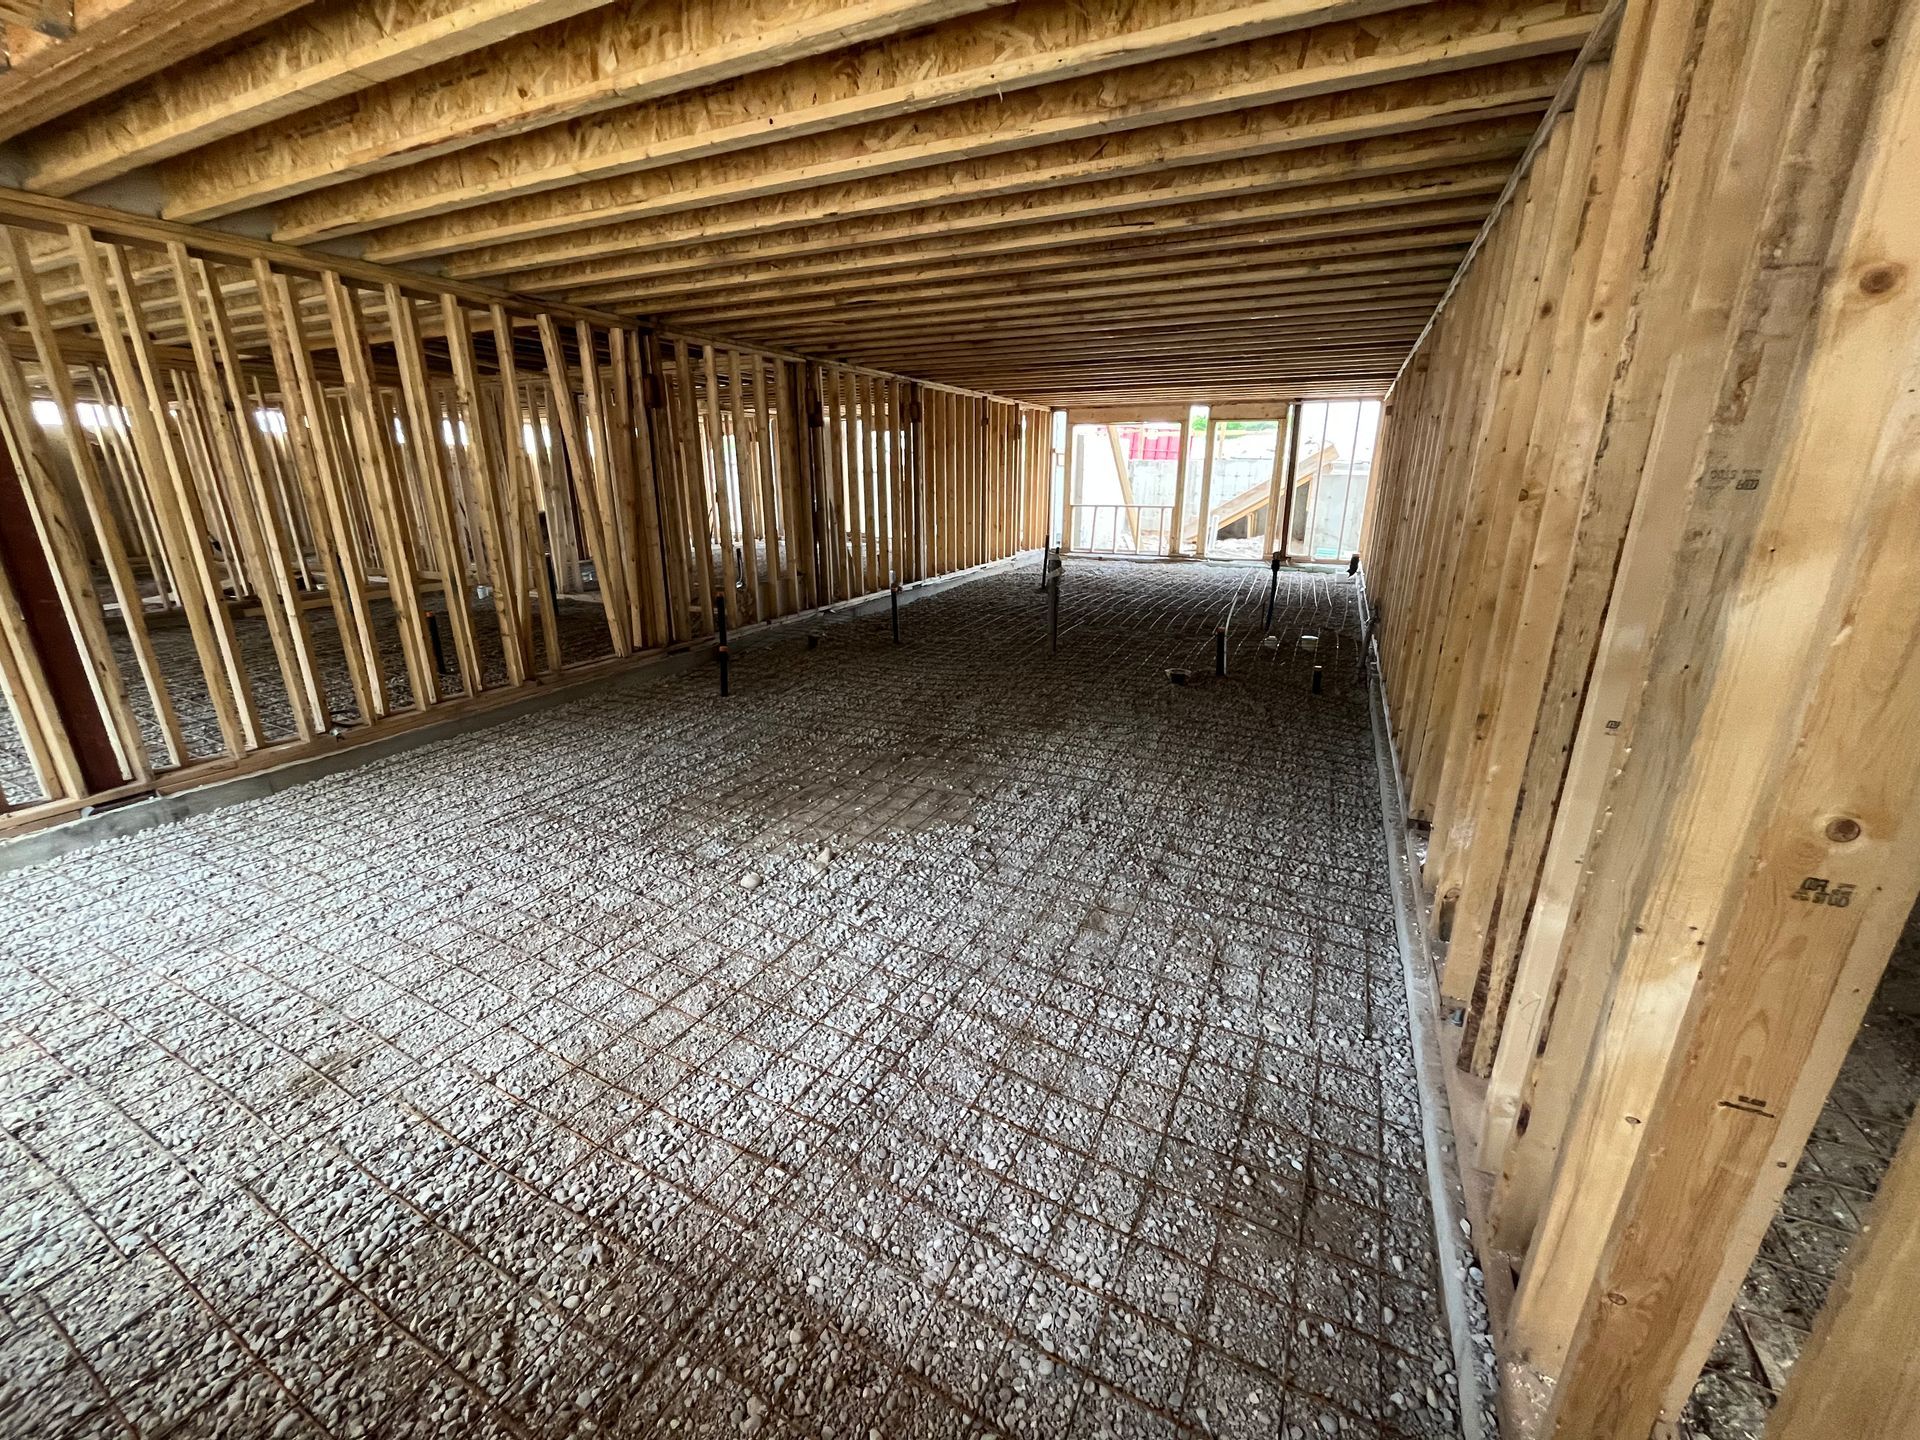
[0,562,1462,1440]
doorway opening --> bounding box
[1064,411,1185,555]
[1284,399,1382,562]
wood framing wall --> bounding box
[0,193,1048,839]
[1361,0,1920,1433]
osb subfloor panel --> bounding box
[0,564,1462,1440]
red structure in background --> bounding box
[1114,424,1180,463]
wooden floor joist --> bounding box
[344,6,1581,261]
[159,0,1012,220]
[0,0,1613,403]
[0,0,314,145]
[555,202,1492,308]
[430,122,1535,284]
[19,0,615,194]
[530,164,1515,314]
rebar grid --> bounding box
[0,563,1461,1440]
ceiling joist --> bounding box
[24,1,628,195]
[0,0,313,144]
[545,192,1497,305]
[623,228,1481,318]
[159,0,1008,221]
[279,0,1434,246]
[0,0,1611,405]
[348,2,1582,261]
[445,134,1531,283]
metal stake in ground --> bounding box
[539,513,562,618]
[1215,624,1227,678]
[890,575,901,645]
[1264,552,1282,633]
[426,612,450,677]
[1360,602,1382,682]
[714,591,731,696]
[1045,550,1063,654]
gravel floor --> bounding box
[0,593,622,805]
[0,562,1461,1440]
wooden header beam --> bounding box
[0,186,631,329]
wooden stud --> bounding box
[387,285,484,695]
[252,262,380,726]
[677,342,717,629]
[774,357,812,610]
[321,273,436,709]
[625,331,673,646]
[491,308,564,674]
[603,323,644,643]
[1193,414,1220,558]
[107,243,263,752]
[698,341,741,618]
[1766,1115,1920,1439]
[640,334,693,643]
[726,345,769,622]
[753,353,789,617]
[0,515,83,802]
[6,225,187,774]
[1541,8,1920,1414]
[442,297,528,688]
[536,313,630,657]
[1166,408,1193,558]
[573,320,637,648]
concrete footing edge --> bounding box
[1361,582,1494,1440]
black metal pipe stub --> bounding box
[426,612,450,676]
[1214,625,1227,678]
[537,512,561,615]
[718,646,731,696]
[1311,663,1324,694]
[1264,553,1281,632]
[1039,543,1064,593]
[713,592,731,695]
[890,580,901,645]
